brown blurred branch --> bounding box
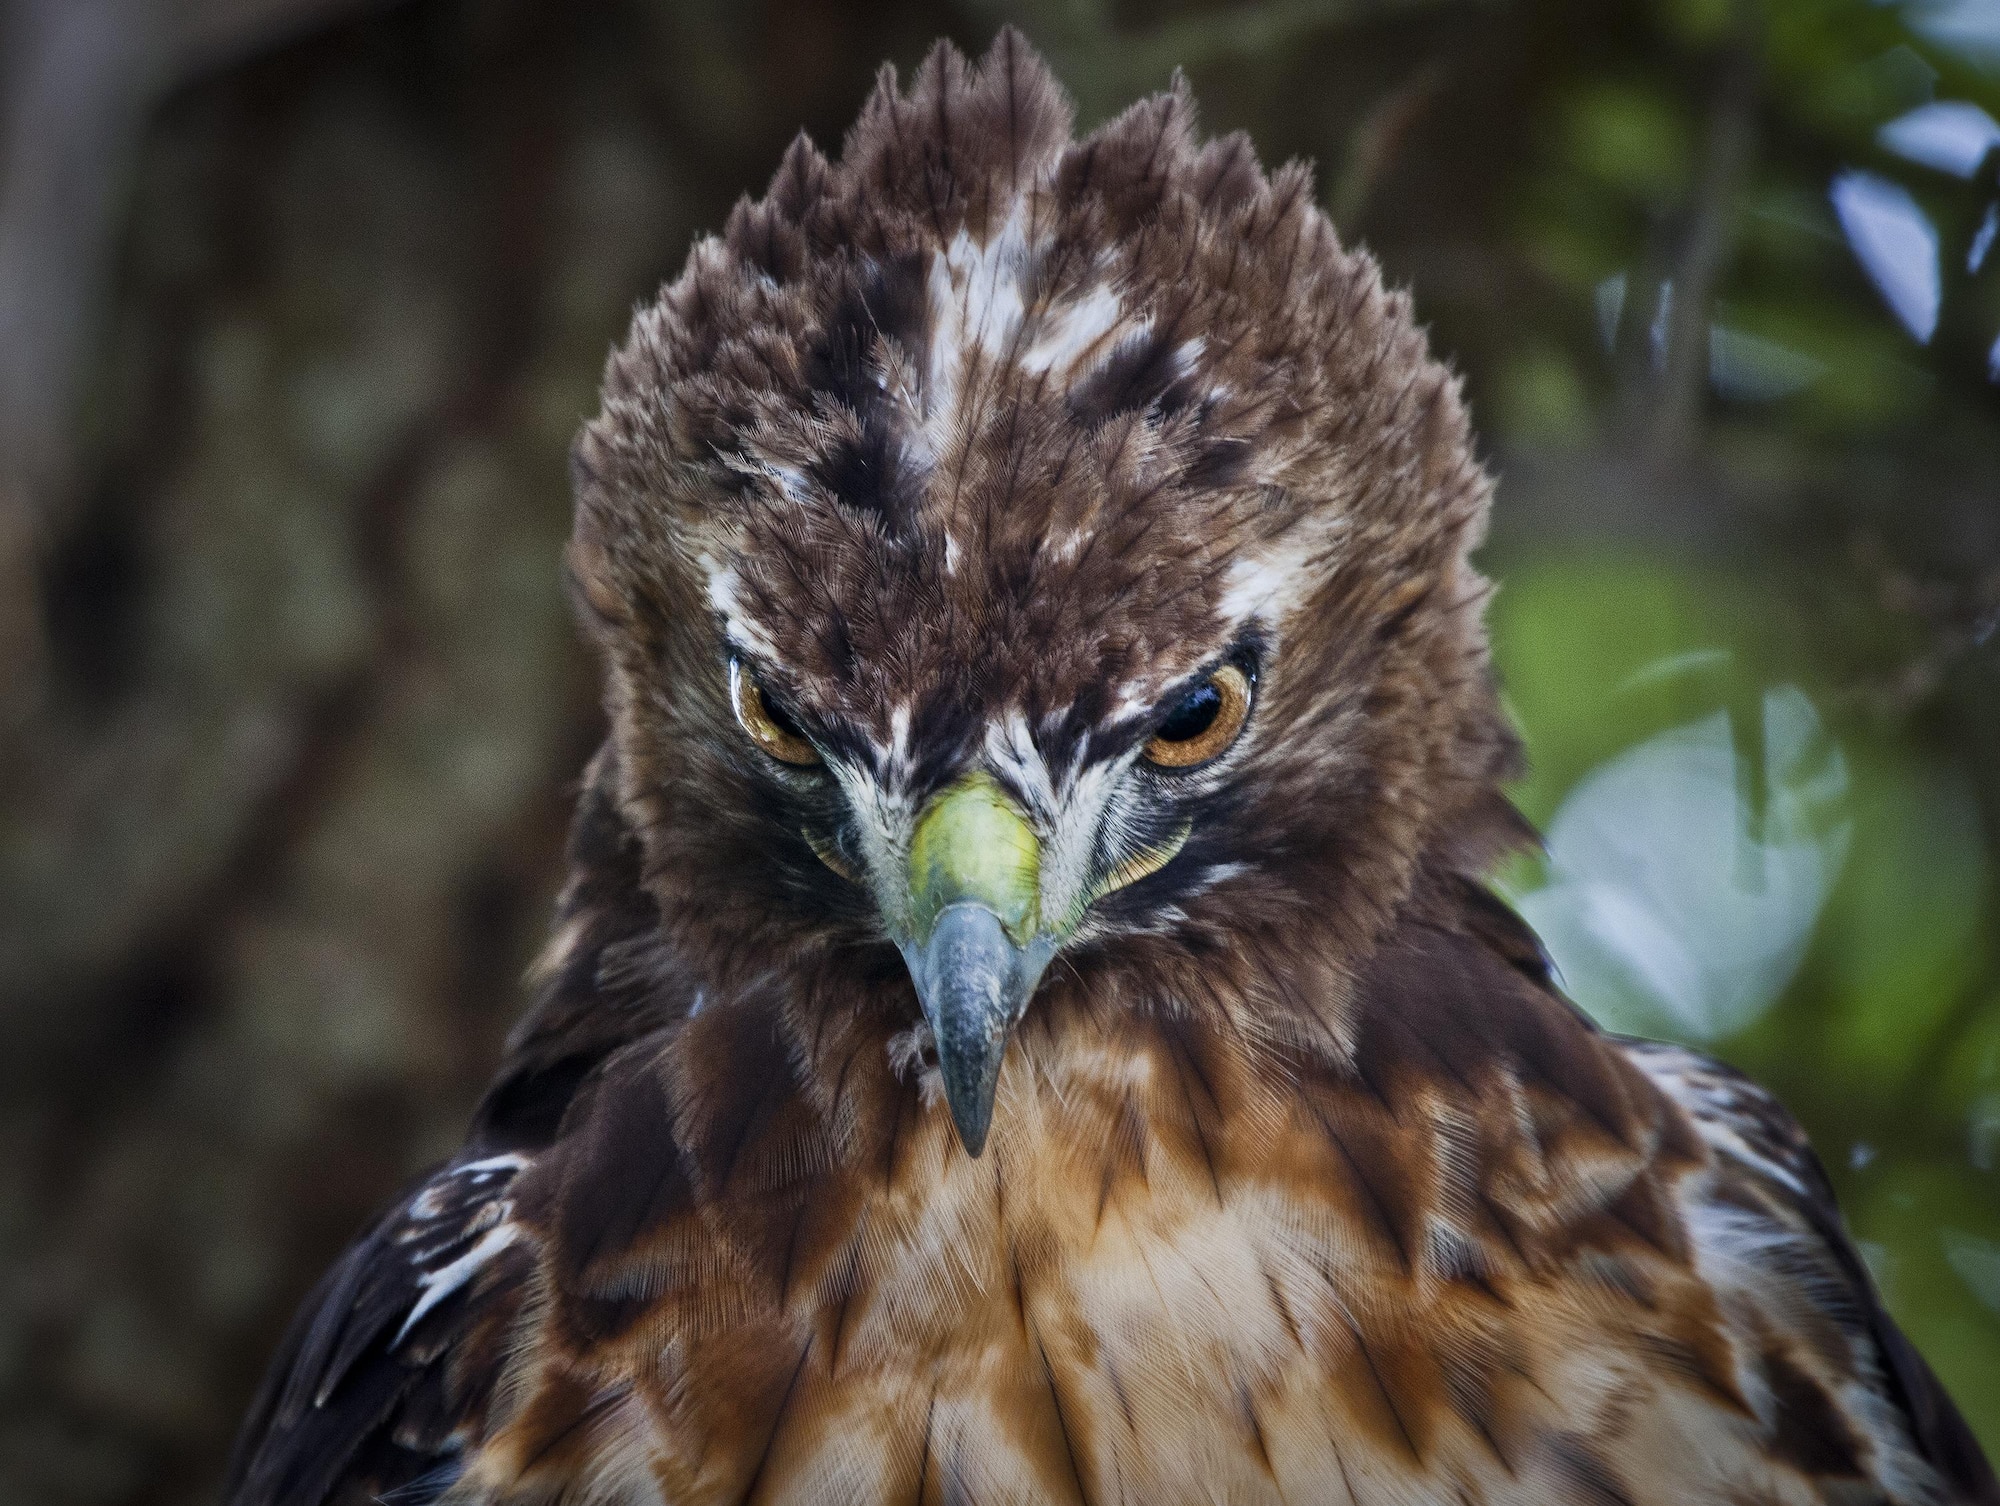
[1837,532,2000,720]
[0,0,156,710]
[0,0,404,717]
[961,0,1470,120]
[1645,24,1759,458]
[1332,58,1451,228]
[173,0,410,78]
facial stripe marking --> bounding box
[1086,818,1193,905]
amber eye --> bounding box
[730,659,821,766]
[1142,663,1253,768]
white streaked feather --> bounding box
[394,1222,523,1346]
[1019,280,1130,374]
[702,560,780,660]
[458,1152,532,1180]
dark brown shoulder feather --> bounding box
[221,1153,532,1506]
[470,741,694,1150]
[1436,876,1996,1502]
[224,745,685,1506]
[1623,1038,2000,1505]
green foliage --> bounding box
[1478,0,2000,1372]
[1847,1161,2000,1448]
[1817,754,1991,1082]
[1490,557,1759,824]
[1491,346,1593,443]
[1563,81,1696,204]
[1480,35,2000,1430]
[1491,545,2000,1455]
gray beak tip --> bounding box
[948,1089,996,1160]
[901,903,1054,1158]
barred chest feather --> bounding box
[407,918,1951,1506]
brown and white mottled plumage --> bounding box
[226,33,1996,1506]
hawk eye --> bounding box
[1142,663,1252,769]
[729,659,821,766]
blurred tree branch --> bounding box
[1331,57,1451,228]
[959,0,1471,120]
[0,0,403,719]
[1647,27,1760,459]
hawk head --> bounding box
[569,31,1518,1155]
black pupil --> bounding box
[1157,681,1222,742]
[760,688,805,740]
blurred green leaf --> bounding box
[1493,346,1593,444]
[1845,1159,2000,1444]
[1563,81,1696,204]
[1489,556,1759,824]
[1817,754,1992,1082]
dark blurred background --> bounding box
[1,0,1996,1499]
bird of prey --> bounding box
[225,31,1997,1506]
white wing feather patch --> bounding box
[1623,1041,1812,1196]
[394,1224,522,1346]
[389,1152,532,1348]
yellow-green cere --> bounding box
[906,772,1043,944]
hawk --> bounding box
[226,31,1996,1506]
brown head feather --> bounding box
[570,28,1518,1055]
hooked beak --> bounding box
[895,773,1055,1157]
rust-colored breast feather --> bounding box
[227,838,1996,1504]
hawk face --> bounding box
[569,33,1517,1153]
